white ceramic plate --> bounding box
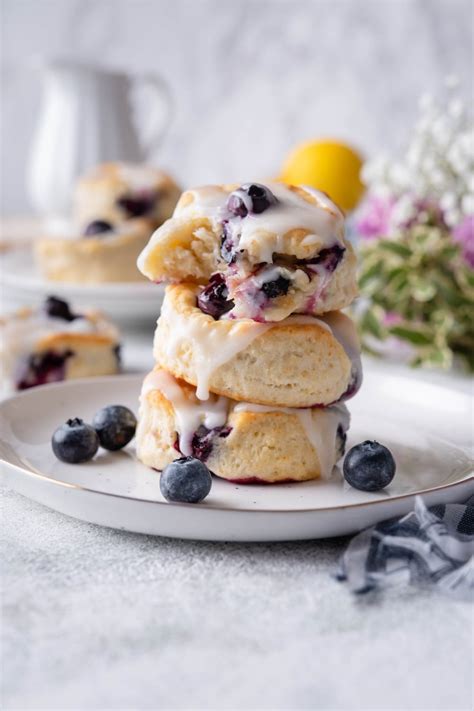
[0,371,472,541]
[0,247,163,322]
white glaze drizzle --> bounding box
[142,368,350,479]
[180,183,344,263]
[118,163,160,191]
[322,312,363,396]
[141,369,229,456]
[158,297,272,401]
[158,297,361,404]
[233,401,349,479]
[287,312,362,396]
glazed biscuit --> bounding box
[35,219,152,283]
[74,162,180,229]
[136,368,350,483]
[138,182,358,320]
[153,283,362,407]
[0,299,121,393]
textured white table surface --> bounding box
[1,335,473,710]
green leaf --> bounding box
[361,309,385,339]
[424,348,453,369]
[390,325,433,346]
[378,241,412,258]
[359,261,384,288]
[411,278,437,302]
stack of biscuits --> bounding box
[136,182,362,484]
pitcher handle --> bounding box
[134,72,174,156]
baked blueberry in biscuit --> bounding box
[138,182,358,321]
[153,283,362,406]
[137,368,351,483]
[0,297,121,393]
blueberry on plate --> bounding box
[160,457,212,503]
[343,440,396,491]
[83,220,113,236]
[52,418,99,463]
[92,405,137,451]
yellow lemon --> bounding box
[280,140,365,212]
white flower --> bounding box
[361,155,390,186]
[461,193,474,215]
[389,163,411,190]
[447,141,470,175]
[440,192,457,211]
[406,144,423,168]
[431,117,452,148]
[429,169,446,188]
[448,98,464,119]
[444,208,461,227]
[392,195,417,224]
[363,80,472,217]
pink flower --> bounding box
[453,215,474,268]
[382,311,403,326]
[355,195,395,240]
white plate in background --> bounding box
[1,369,472,541]
[0,247,163,322]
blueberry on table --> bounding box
[92,405,137,451]
[52,418,99,463]
[83,220,113,236]
[343,441,396,491]
[160,457,212,503]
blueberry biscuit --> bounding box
[74,162,181,229]
[137,368,350,483]
[153,283,362,406]
[35,218,153,283]
[138,182,358,321]
[0,296,121,393]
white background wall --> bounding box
[1,0,472,214]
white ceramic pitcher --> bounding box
[27,59,172,218]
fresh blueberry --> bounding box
[52,418,99,463]
[44,296,77,322]
[227,183,277,217]
[197,273,234,319]
[83,220,113,236]
[160,457,212,503]
[261,275,290,299]
[343,441,396,491]
[117,192,155,218]
[92,405,137,451]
